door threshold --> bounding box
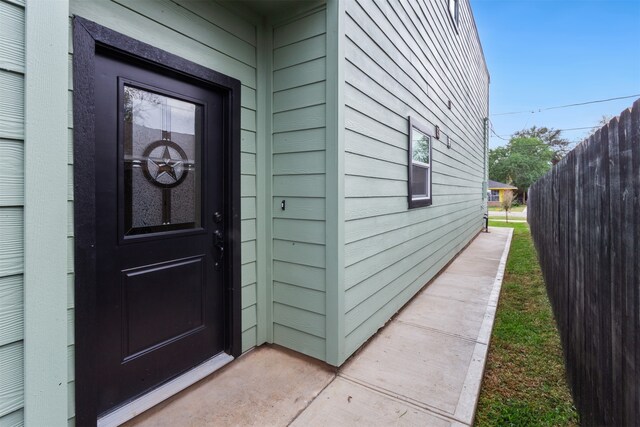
[97,352,234,427]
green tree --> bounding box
[489,137,554,203]
[513,126,571,164]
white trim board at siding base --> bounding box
[97,353,234,427]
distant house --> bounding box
[0,0,489,425]
[488,180,518,206]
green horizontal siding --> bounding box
[0,0,24,74]
[0,276,22,348]
[273,323,325,361]
[273,282,325,315]
[0,140,23,207]
[273,197,325,221]
[271,8,328,360]
[0,342,23,418]
[0,209,22,277]
[345,210,480,312]
[273,128,325,154]
[273,58,326,92]
[274,33,326,69]
[345,220,481,353]
[342,0,488,357]
[113,0,256,67]
[273,219,325,245]
[273,261,325,292]
[0,70,23,140]
[0,408,23,427]
[71,1,256,87]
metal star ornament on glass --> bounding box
[142,140,190,188]
[150,145,182,182]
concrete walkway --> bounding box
[126,227,513,427]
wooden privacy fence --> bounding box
[529,99,639,426]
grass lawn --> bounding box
[488,205,526,212]
[475,220,578,426]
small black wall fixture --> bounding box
[72,16,241,426]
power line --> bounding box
[491,94,640,116]
[490,143,581,148]
[488,119,509,141]
[494,125,596,138]
[488,116,587,145]
[549,126,595,132]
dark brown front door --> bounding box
[93,51,226,415]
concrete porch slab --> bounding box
[291,377,465,427]
[124,346,335,427]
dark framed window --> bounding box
[448,0,460,29]
[489,189,500,202]
[121,82,203,237]
[408,117,433,208]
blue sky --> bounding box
[471,0,640,148]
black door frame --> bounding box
[72,16,241,426]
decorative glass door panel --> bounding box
[123,85,202,235]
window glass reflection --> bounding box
[123,85,202,235]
